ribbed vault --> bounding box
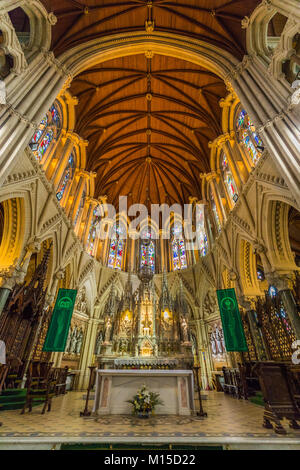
[70,54,227,207]
[41,0,261,60]
[37,0,262,208]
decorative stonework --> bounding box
[0,12,28,75]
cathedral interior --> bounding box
[0,0,300,451]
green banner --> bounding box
[43,288,77,352]
[216,288,248,352]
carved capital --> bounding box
[265,272,291,291]
[238,295,252,311]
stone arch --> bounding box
[59,33,239,82]
[264,198,298,271]
[3,0,53,52]
[0,196,25,276]
[246,1,278,66]
[77,274,97,317]
[238,237,262,296]
[24,237,53,289]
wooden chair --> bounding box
[55,366,69,396]
[0,365,8,393]
[256,361,300,434]
[5,357,23,389]
[222,367,241,398]
[21,363,57,415]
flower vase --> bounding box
[138,411,150,419]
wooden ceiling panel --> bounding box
[41,0,260,58]
[38,2,260,207]
[69,52,227,206]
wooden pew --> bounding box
[255,361,300,434]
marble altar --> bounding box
[92,369,195,416]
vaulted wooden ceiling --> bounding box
[41,0,260,59]
[70,54,227,206]
[38,0,260,207]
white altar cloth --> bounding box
[92,369,195,416]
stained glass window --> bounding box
[237,109,263,164]
[56,153,75,202]
[196,205,208,257]
[140,228,155,272]
[268,285,278,298]
[29,103,61,163]
[210,188,221,233]
[108,224,125,270]
[222,154,238,204]
[257,268,265,281]
[86,205,103,256]
[172,223,187,270]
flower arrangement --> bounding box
[127,384,163,416]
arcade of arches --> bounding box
[0,0,300,448]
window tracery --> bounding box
[29,103,61,163]
[236,109,264,165]
[172,223,187,271]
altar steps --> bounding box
[0,389,44,411]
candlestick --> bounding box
[193,365,207,418]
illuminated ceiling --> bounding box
[39,0,260,206]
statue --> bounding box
[180,316,189,343]
[104,317,112,343]
[120,314,131,336]
[75,288,87,315]
[75,329,83,354]
[70,328,77,353]
[95,331,103,355]
[120,339,128,355]
[210,330,217,355]
[215,324,223,354]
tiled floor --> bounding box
[0,391,300,443]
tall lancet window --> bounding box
[56,152,75,202]
[236,109,263,164]
[210,188,221,233]
[86,205,102,256]
[196,205,208,257]
[108,224,125,270]
[221,153,238,205]
[74,189,86,227]
[172,223,187,271]
[140,228,155,273]
[29,103,61,162]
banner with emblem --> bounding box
[43,288,77,352]
[216,288,248,352]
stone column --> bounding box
[69,170,95,223]
[239,296,269,360]
[100,217,114,266]
[266,273,300,340]
[77,317,99,390]
[0,51,72,186]
[0,288,10,316]
[82,198,98,247]
[195,317,213,389]
[217,133,243,191]
[227,55,300,207]
[205,172,226,225]
[51,133,75,189]
[0,273,17,316]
